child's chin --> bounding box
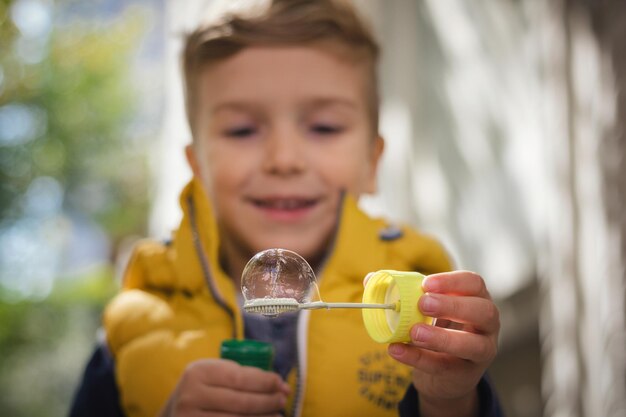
[254,238,314,257]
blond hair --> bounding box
[183,0,380,136]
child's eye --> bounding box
[310,124,343,135]
[225,126,257,138]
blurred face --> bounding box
[187,45,383,275]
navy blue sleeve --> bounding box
[398,375,505,417]
[68,343,125,417]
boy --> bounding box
[70,1,503,416]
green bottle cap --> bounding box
[220,339,274,371]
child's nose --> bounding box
[262,127,306,176]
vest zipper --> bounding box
[290,363,301,417]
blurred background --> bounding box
[1,1,625,416]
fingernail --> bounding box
[412,324,433,343]
[420,294,441,314]
[388,343,406,356]
[422,276,439,292]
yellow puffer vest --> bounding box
[104,179,452,417]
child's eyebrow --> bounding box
[210,102,259,115]
[210,97,359,115]
[303,97,360,112]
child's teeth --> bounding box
[268,199,306,209]
[277,200,296,209]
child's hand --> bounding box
[388,271,500,417]
[159,359,290,417]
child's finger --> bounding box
[193,359,290,394]
[194,385,287,414]
[423,271,491,298]
[419,293,500,334]
[387,343,468,376]
[408,324,497,363]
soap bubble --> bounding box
[241,248,320,304]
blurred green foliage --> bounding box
[0,0,153,415]
[0,271,119,416]
[0,1,149,236]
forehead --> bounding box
[197,45,370,111]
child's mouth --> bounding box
[249,197,318,221]
[253,198,316,209]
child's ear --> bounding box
[185,144,201,178]
[365,135,385,194]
